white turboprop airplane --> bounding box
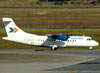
[2,17,99,50]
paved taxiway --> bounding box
[0,50,100,73]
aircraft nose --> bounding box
[95,41,99,46]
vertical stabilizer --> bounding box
[2,17,24,37]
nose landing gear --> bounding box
[89,47,93,50]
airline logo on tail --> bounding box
[9,27,18,33]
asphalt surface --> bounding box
[0,50,100,73]
[46,58,100,71]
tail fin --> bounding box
[2,17,24,37]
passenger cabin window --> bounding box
[67,40,76,42]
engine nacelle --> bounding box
[52,34,69,41]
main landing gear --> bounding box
[51,45,58,51]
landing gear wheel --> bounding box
[89,47,93,50]
[51,45,57,51]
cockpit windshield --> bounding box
[87,38,92,40]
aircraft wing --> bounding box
[47,34,70,41]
